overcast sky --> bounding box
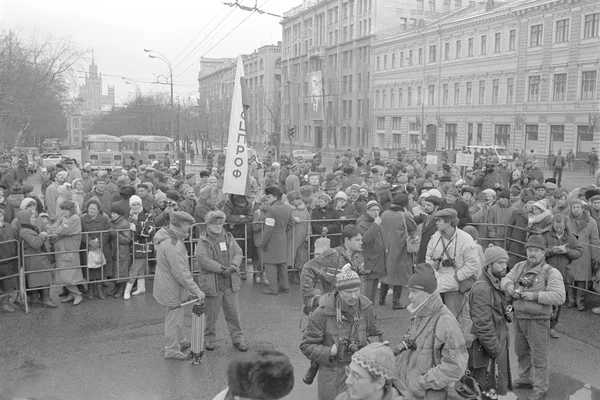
[0,0,300,104]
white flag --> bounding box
[223,56,248,196]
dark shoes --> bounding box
[527,391,547,400]
[262,289,278,295]
[234,342,248,352]
[180,341,191,351]
[205,341,215,351]
[392,302,406,310]
[513,378,534,390]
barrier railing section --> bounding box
[15,218,600,314]
[0,238,22,304]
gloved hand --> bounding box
[222,266,236,276]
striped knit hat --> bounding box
[351,343,394,381]
[336,264,361,291]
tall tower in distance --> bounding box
[78,51,115,112]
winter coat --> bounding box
[194,197,217,224]
[528,167,544,183]
[414,213,439,265]
[19,222,53,288]
[223,197,254,239]
[260,200,294,264]
[336,202,359,220]
[301,246,365,301]
[0,199,15,227]
[468,268,510,395]
[540,227,584,283]
[110,215,132,279]
[300,292,382,400]
[397,292,468,400]
[380,207,417,286]
[487,203,515,247]
[178,198,196,217]
[439,199,471,228]
[356,213,386,280]
[311,205,342,248]
[0,222,18,288]
[527,209,553,236]
[153,227,203,307]
[44,182,60,219]
[195,230,243,296]
[500,260,566,319]
[506,209,529,267]
[81,212,114,279]
[287,203,311,268]
[469,202,492,245]
[54,214,84,286]
[335,380,411,400]
[83,189,114,216]
[130,210,155,259]
[426,229,480,294]
[566,212,600,281]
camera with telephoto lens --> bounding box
[481,388,498,400]
[338,337,361,359]
[390,335,417,355]
[514,276,534,299]
[303,361,320,385]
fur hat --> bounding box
[204,210,226,225]
[227,349,294,399]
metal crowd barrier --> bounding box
[9,215,600,315]
[0,238,22,306]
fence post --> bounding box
[19,240,29,315]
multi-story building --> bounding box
[197,45,282,149]
[67,57,115,146]
[371,0,600,156]
[281,0,462,152]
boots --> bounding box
[40,289,58,308]
[379,284,389,306]
[114,283,126,298]
[107,283,120,297]
[0,295,15,313]
[85,285,94,300]
[96,283,106,300]
[58,287,70,298]
[123,282,134,300]
[132,279,146,296]
[392,286,405,310]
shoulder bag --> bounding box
[401,212,420,254]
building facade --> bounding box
[197,45,282,149]
[281,0,462,152]
[371,0,600,156]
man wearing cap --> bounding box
[488,189,515,247]
[414,194,441,265]
[300,265,382,400]
[64,158,82,184]
[439,187,471,229]
[500,235,565,399]
[211,349,295,400]
[153,210,206,360]
[45,170,67,220]
[398,263,468,399]
[81,167,95,193]
[468,246,511,395]
[195,210,247,352]
[335,342,411,400]
[426,208,479,332]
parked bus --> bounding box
[120,135,175,164]
[41,139,60,153]
[81,134,123,169]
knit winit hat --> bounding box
[525,235,545,250]
[485,245,509,266]
[351,343,395,381]
[406,263,437,294]
[336,264,361,291]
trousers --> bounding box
[552,168,563,186]
[514,318,550,393]
[163,306,187,355]
[265,263,290,294]
[364,279,379,304]
[204,288,243,343]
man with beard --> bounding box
[439,187,471,228]
[300,265,382,400]
[398,264,468,399]
[414,194,441,264]
[501,235,565,400]
[468,246,512,396]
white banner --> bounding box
[455,153,474,167]
[426,155,438,165]
[223,56,248,196]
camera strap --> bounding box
[436,235,457,264]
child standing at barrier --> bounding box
[124,195,155,300]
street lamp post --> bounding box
[121,77,141,104]
[144,48,177,150]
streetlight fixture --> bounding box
[121,77,141,104]
[144,48,177,150]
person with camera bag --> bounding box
[397,263,468,399]
[500,235,566,400]
[300,265,382,400]
[468,246,512,398]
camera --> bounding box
[390,335,417,355]
[434,257,456,268]
[482,388,498,400]
[303,361,320,385]
[339,338,361,359]
[504,304,514,323]
[517,276,533,289]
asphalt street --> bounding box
[1,162,599,400]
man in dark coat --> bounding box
[414,194,441,264]
[439,187,471,228]
[356,201,386,304]
[469,246,512,396]
[260,186,294,295]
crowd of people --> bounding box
[1,146,600,400]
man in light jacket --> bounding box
[153,211,205,360]
[195,210,247,352]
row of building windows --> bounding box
[374,70,597,108]
[374,13,599,72]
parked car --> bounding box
[41,153,64,168]
[292,149,316,161]
[27,155,38,174]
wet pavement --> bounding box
[1,279,599,400]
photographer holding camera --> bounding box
[398,263,468,399]
[500,235,566,400]
[300,265,382,400]
[468,246,512,397]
